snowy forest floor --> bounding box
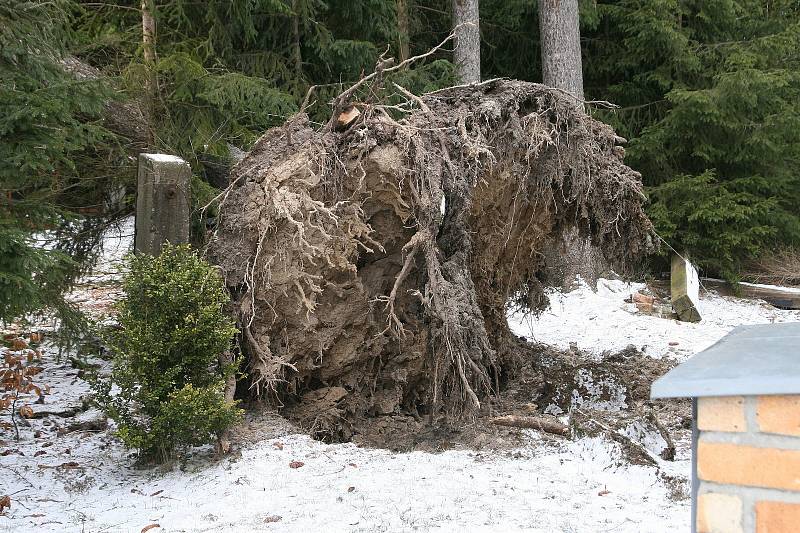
[3,220,800,533]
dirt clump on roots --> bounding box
[207,79,654,442]
[346,343,690,468]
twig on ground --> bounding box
[647,410,676,461]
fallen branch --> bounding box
[325,23,468,129]
[490,414,570,437]
[647,410,676,461]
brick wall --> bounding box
[696,395,800,533]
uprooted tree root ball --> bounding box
[207,79,654,440]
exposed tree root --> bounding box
[207,77,654,440]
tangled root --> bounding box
[207,79,653,436]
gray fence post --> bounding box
[671,253,702,322]
[134,153,191,255]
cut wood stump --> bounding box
[134,153,191,256]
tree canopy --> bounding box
[2,0,798,323]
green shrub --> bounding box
[95,244,240,462]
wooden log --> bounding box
[701,278,800,310]
[59,57,149,150]
[490,414,570,437]
[335,106,361,130]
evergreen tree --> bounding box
[582,0,800,277]
[0,0,121,322]
[7,0,795,311]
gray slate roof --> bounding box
[651,322,800,399]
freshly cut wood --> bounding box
[490,415,570,437]
[336,106,361,130]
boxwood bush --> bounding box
[95,244,240,462]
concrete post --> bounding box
[671,253,702,322]
[134,153,191,255]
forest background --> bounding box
[2,0,799,321]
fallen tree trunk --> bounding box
[701,278,800,310]
[207,77,654,441]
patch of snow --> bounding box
[17,271,771,532]
[571,368,628,412]
[1,335,689,533]
[2,429,688,533]
[739,281,800,294]
[141,153,187,164]
[623,421,668,458]
[81,216,134,285]
[507,277,800,360]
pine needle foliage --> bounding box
[482,0,800,277]
[7,0,797,302]
[0,0,121,323]
[582,0,800,276]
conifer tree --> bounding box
[0,0,121,322]
[452,0,480,83]
[581,0,800,277]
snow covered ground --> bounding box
[2,424,687,533]
[508,277,800,361]
[4,232,800,532]
[2,333,690,533]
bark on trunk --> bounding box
[141,0,156,147]
[60,57,149,150]
[292,0,303,80]
[397,0,410,62]
[539,0,584,102]
[452,0,480,83]
[539,0,604,290]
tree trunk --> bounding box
[539,0,584,102]
[539,1,607,288]
[292,0,303,80]
[141,0,156,147]
[397,0,410,62]
[452,0,480,83]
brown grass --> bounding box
[744,248,800,286]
